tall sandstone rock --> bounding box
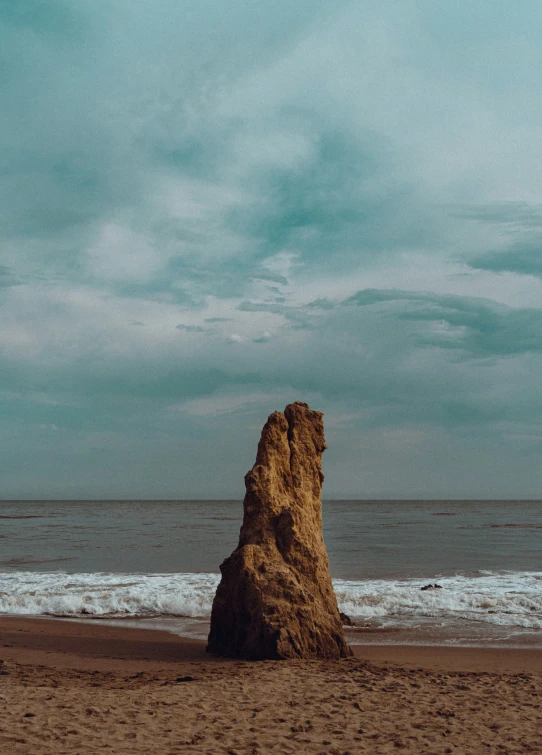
[207,401,351,660]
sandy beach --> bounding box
[1,617,540,754]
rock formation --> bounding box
[207,401,351,660]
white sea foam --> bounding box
[0,570,541,630]
[334,572,542,629]
[0,572,220,618]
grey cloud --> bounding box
[250,270,289,286]
[0,264,22,288]
[237,300,322,330]
[455,202,542,229]
[237,302,278,313]
[469,242,542,278]
[176,324,207,332]
[347,288,542,358]
[306,298,337,310]
[456,201,542,279]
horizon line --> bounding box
[1,497,542,503]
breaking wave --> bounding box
[334,572,542,629]
[1,570,541,629]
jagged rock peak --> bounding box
[207,401,351,660]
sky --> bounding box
[3,1,542,499]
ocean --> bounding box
[1,499,541,647]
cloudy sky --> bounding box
[3,1,542,499]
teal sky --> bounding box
[3,1,542,499]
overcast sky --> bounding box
[3,1,542,499]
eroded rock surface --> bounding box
[207,401,351,660]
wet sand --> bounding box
[1,617,541,753]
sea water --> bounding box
[0,500,541,647]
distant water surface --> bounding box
[1,500,541,647]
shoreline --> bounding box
[2,615,542,674]
[6,611,542,653]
